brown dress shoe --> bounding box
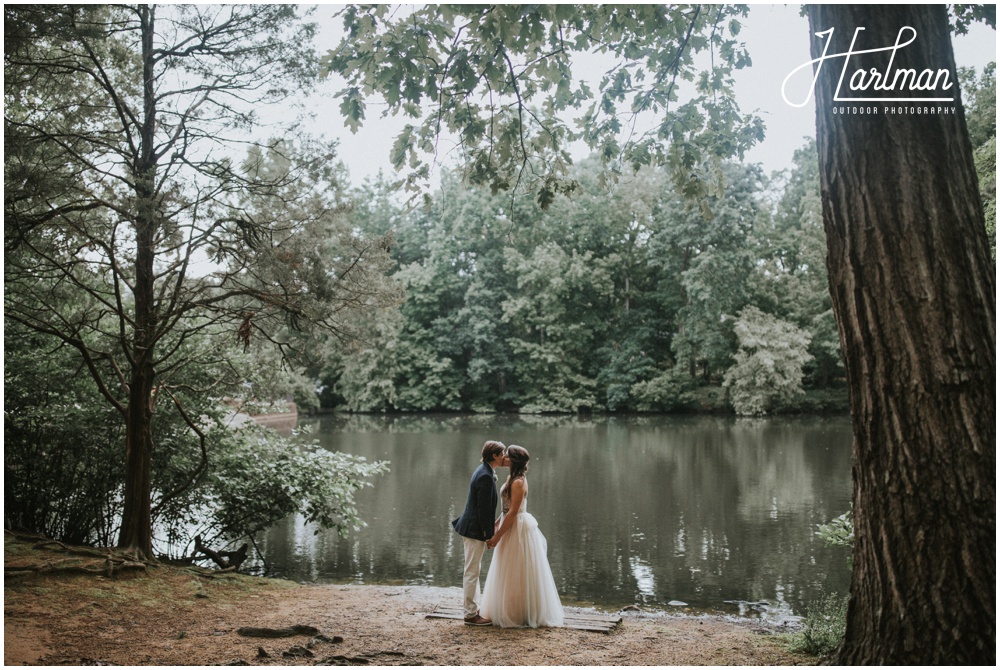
[463,614,492,626]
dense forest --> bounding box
[313,77,995,416]
[316,143,840,415]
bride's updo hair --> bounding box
[502,445,530,500]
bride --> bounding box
[481,445,564,628]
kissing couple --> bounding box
[451,440,564,628]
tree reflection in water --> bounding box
[255,414,852,618]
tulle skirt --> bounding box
[480,511,564,628]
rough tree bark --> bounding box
[806,5,995,664]
[118,5,159,559]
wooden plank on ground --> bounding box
[426,606,622,633]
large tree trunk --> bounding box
[117,6,159,560]
[806,5,995,664]
[118,356,155,558]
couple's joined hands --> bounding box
[487,519,502,549]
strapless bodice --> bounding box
[500,489,526,515]
[500,476,528,516]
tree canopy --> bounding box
[325,5,764,210]
[323,149,843,416]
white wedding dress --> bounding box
[480,482,564,628]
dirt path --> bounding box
[4,537,814,666]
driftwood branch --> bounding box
[194,535,249,570]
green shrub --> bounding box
[817,509,855,549]
[631,367,694,411]
[686,384,728,411]
[158,424,388,553]
[789,592,849,657]
[723,306,813,415]
[4,334,125,546]
[5,323,388,560]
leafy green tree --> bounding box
[596,318,663,412]
[331,307,400,411]
[161,424,387,556]
[395,174,522,410]
[5,315,389,559]
[755,139,843,387]
[974,137,996,260]
[328,153,844,415]
[501,242,614,412]
[335,161,685,413]
[959,62,996,148]
[335,171,539,412]
[649,163,764,381]
[386,302,466,411]
[951,4,997,35]
[958,62,996,260]
[722,306,812,416]
[630,365,695,412]
[543,162,673,410]
[5,5,395,558]
[325,4,763,208]
[389,221,480,410]
[454,272,522,411]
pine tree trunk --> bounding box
[806,5,995,664]
[118,357,155,558]
[117,6,158,560]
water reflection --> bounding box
[256,414,853,616]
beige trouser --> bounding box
[462,536,487,618]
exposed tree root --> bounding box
[4,557,147,579]
[6,534,152,579]
[186,565,239,579]
[236,625,321,638]
[31,540,113,560]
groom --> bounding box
[452,440,506,626]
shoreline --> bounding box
[5,543,816,666]
[269,576,801,628]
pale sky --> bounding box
[736,5,997,175]
[299,4,997,186]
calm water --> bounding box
[256,413,853,619]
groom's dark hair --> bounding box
[481,440,505,463]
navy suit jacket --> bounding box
[451,462,499,541]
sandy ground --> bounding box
[4,536,814,666]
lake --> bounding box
[256,413,853,620]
